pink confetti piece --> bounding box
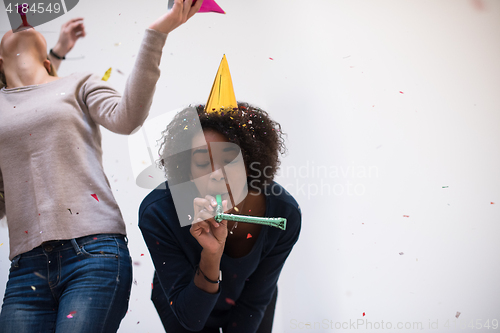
[403,215,409,217]
[133,261,141,266]
[91,194,99,202]
[399,91,404,94]
[247,233,252,239]
[67,311,77,319]
[225,298,236,306]
[269,57,274,60]
[198,0,225,13]
[455,311,461,318]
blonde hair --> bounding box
[0,56,57,89]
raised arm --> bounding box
[49,18,86,71]
[80,0,204,135]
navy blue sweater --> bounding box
[139,181,301,332]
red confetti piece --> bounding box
[269,57,274,60]
[403,215,409,217]
[247,233,252,239]
[399,91,404,94]
[363,312,365,316]
[151,283,154,290]
[491,202,494,204]
[67,311,77,319]
[140,254,144,256]
[25,230,28,234]
[91,194,99,202]
[225,298,236,306]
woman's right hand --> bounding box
[149,0,204,35]
[190,195,229,256]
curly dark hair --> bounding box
[156,102,287,189]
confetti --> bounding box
[0,193,3,199]
[68,209,72,214]
[247,233,252,239]
[455,311,461,318]
[225,298,236,306]
[25,230,28,234]
[491,202,494,204]
[140,254,144,256]
[133,261,141,266]
[133,279,137,286]
[188,215,192,220]
[91,194,99,202]
[184,125,188,130]
[363,312,365,316]
[170,301,173,305]
[399,252,404,255]
[102,68,112,81]
[116,69,124,75]
[67,311,77,319]
[403,215,409,217]
[442,186,449,188]
[31,286,36,291]
[114,42,121,46]
[33,271,46,279]
[269,57,274,60]
[233,207,239,212]
[399,91,404,94]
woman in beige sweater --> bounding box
[0,0,204,331]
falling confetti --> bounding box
[399,252,404,255]
[247,233,252,239]
[31,286,36,291]
[67,311,77,319]
[403,215,409,218]
[455,311,461,318]
[491,202,494,204]
[170,301,173,305]
[442,186,449,188]
[25,230,28,234]
[68,209,72,214]
[102,68,112,81]
[225,298,236,306]
[140,254,144,256]
[184,125,188,130]
[91,194,99,202]
[233,207,239,212]
[133,261,141,266]
[116,69,124,75]
[363,312,365,316]
[34,271,46,279]
[269,57,274,60]
[114,42,121,46]
[399,91,404,94]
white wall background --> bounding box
[1,0,500,332]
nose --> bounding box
[210,164,225,182]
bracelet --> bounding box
[196,265,222,284]
[50,48,65,60]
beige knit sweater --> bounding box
[0,29,167,260]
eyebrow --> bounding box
[192,148,208,156]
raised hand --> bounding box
[149,0,204,34]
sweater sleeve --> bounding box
[0,168,5,221]
[226,207,302,333]
[139,198,220,331]
[79,29,167,135]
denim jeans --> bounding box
[0,233,132,333]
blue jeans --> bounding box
[0,233,132,333]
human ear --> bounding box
[43,59,51,74]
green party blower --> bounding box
[214,195,287,230]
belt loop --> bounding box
[71,238,82,255]
[11,255,21,268]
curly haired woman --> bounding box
[139,103,301,333]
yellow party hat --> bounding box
[205,55,237,112]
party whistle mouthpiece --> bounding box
[214,195,287,230]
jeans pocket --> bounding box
[79,238,120,258]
